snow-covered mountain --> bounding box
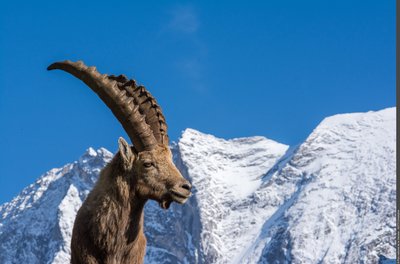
[0,107,396,264]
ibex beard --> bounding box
[48,60,192,264]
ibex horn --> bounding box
[47,60,158,151]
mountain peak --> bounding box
[316,107,395,132]
[180,128,288,151]
[78,147,113,164]
[76,148,113,178]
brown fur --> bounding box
[71,138,191,264]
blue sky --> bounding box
[0,0,395,204]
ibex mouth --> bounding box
[159,190,191,210]
[170,190,191,204]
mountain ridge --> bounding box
[0,107,396,264]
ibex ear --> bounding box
[118,137,136,170]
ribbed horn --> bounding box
[47,60,157,151]
[107,76,169,146]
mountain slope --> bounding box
[0,148,113,264]
[176,129,289,263]
[0,107,396,264]
[243,107,396,263]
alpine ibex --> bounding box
[48,60,192,264]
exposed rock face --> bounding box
[0,108,395,264]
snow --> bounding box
[178,128,289,262]
[244,107,396,263]
[0,148,112,264]
[53,185,81,264]
[0,107,396,264]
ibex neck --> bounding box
[95,159,148,245]
[126,196,146,243]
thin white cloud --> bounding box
[167,5,199,34]
[158,4,207,93]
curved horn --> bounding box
[107,75,169,146]
[47,60,157,151]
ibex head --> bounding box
[48,60,191,209]
[117,137,191,209]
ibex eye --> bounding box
[143,162,153,168]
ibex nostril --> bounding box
[181,183,192,191]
